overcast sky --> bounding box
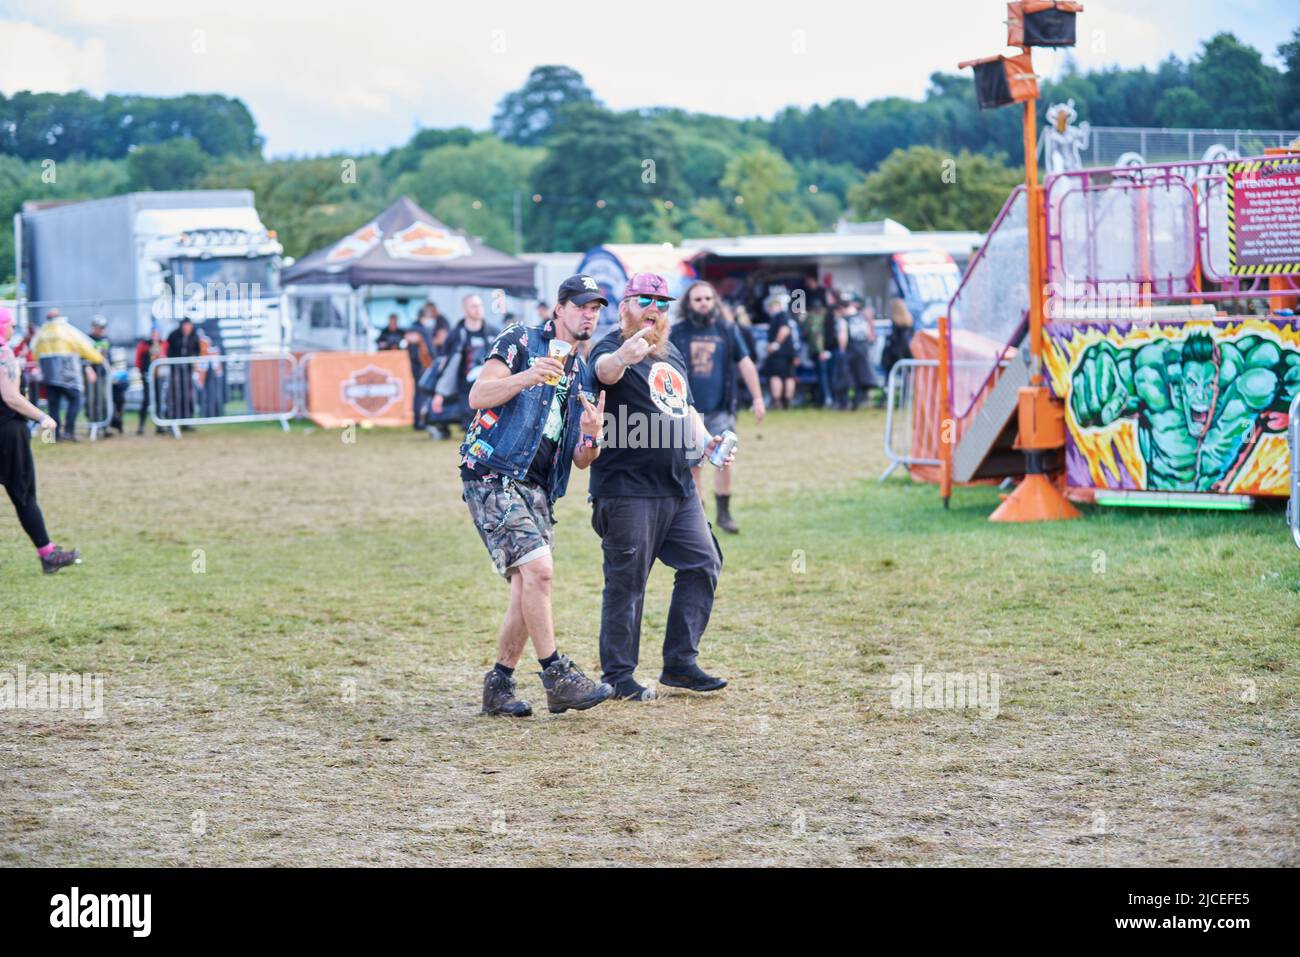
[1,0,1296,157]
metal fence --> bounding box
[149,353,298,436]
[1086,127,1300,169]
[81,362,115,440]
[1290,393,1300,552]
[883,358,1003,481]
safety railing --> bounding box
[81,362,115,441]
[1044,154,1300,302]
[1290,393,1300,551]
[149,353,298,437]
[883,358,1006,481]
[946,186,1029,423]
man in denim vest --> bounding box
[460,275,614,717]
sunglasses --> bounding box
[634,295,672,310]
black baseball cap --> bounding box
[557,274,609,307]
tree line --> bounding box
[2,28,1297,285]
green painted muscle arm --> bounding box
[1070,340,1154,427]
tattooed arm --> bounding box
[0,348,56,430]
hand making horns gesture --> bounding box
[579,389,606,436]
[616,326,653,366]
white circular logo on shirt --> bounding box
[647,361,689,417]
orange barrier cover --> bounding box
[908,329,1017,484]
[305,351,414,428]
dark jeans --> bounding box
[111,381,128,432]
[591,494,723,686]
[44,384,82,439]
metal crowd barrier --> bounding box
[882,358,1005,481]
[1289,393,1300,552]
[149,353,298,438]
[82,363,115,441]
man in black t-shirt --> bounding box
[459,276,615,718]
[589,272,735,702]
[431,294,498,435]
[669,280,765,534]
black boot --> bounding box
[715,494,739,534]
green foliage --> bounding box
[1276,27,1300,129]
[847,146,1023,232]
[524,103,689,251]
[720,147,818,235]
[0,91,261,161]
[127,138,211,191]
[2,35,1297,280]
[199,155,388,260]
[1190,32,1281,129]
[392,137,543,253]
[491,65,598,147]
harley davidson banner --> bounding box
[305,351,414,428]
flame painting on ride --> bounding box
[1045,319,1300,495]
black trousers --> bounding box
[44,384,81,439]
[0,418,50,548]
[592,494,723,686]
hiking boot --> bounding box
[541,655,613,714]
[715,494,739,534]
[481,669,532,717]
[40,546,82,575]
[659,663,728,693]
[611,679,656,702]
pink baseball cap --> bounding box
[622,272,675,301]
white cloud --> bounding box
[0,20,107,96]
[2,0,1296,156]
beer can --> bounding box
[709,429,738,468]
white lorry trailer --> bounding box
[15,190,285,352]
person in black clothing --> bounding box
[0,310,80,574]
[134,326,164,434]
[165,317,201,423]
[376,314,405,351]
[762,292,799,409]
[407,304,448,430]
[880,297,915,402]
[669,281,765,534]
[837,296,878,411]
[430,294,498,436]
[589,272,735,703]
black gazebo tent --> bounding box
[283,196,535,293]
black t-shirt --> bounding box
[589,331,697,499]
[459,324,571,487]
[671,318,751,416]
[767,313,797,358]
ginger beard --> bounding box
[619,299,671,358]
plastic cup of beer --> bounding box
[546,339,572,385]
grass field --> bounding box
[2,408,1297,866]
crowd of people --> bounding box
[396,285,916,434]
[395,281,916,537]
[2,308,226,441]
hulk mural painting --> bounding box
[1070,331,1300,491]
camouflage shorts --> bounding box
[463,477,554,579]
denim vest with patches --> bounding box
[458,319,595,506]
